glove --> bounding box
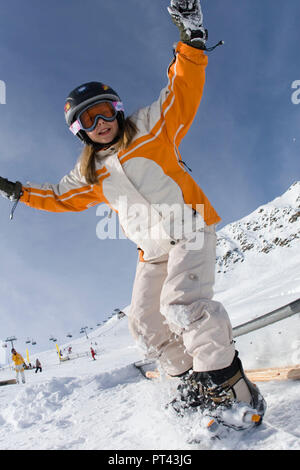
[0,176,23,201]
[168,0,207,49]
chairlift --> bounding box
[66,333,72,338]
[25,338,31,344]
[32,340,37,345]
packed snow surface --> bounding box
[0,287,299,450]
[0,184,299,450]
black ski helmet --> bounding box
[64,81,125,147]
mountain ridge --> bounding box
[216,182,300,273]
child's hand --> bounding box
[0,176,22,201]
[167,0,207,49]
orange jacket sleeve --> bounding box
[163,42,208,145]
[20,162,104,212]
[138,42,208,146]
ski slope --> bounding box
[0,293,299,450]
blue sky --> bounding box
[0,0,299,359]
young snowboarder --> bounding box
[11,349,26,384]
[0,1,265,429]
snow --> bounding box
[0,184,299,451]
[0,307,299,450]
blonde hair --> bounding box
[80,117,137,184]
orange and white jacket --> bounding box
[21,42,221,261]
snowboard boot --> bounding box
[170,352,266,429]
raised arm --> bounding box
[132,0,208,146]
[161,41,208,146]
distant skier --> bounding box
[11,349,26,384]
[90,347,96,361]
[35,358,42,373]
[0,0,265,430]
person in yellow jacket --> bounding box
[11,349,26,384]
[0,1,265,428]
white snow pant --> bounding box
[128,224,235,376]
[15,365,25,384]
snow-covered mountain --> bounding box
[216,181,300,273]
[0,183,299,450]
[213,182,300,372]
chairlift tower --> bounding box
[5,336,17,349]
[80,326,89,340]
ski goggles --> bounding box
[69,100,124,135]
